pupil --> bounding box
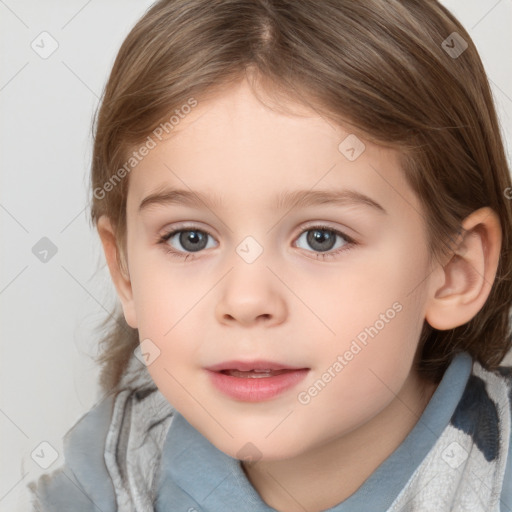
[308,229,335,252]
[180,230,207,251]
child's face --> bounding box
[119,78,440,461]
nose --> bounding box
[215,263,288,327]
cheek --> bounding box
[129,245,206,332]
[295,354,413,445]
[293,305,424,442]
[131,263,203,409]
[127,252,207,395]
[308,237,429,344]
[297,237,430,416]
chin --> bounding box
[207,431,306,463]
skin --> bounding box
[97,77,502,512]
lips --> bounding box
[205,360,310,401]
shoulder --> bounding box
[27,393,118,512]
[495,365,512,395]
[27,350,177,512]
[471,362,512,510]
[493,365,512,510]
[467,361,512,413]
[477,362,512,422]
[459,361,512,446]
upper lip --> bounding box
[205,360,308,372]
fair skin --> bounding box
[97,77,502,512]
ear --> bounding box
[425,207,502,330]
[96,215,138,329]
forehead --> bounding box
[126,79,420,217]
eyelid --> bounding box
[293,220,356,239]
[158,220,356,245]
[158,221,219,241]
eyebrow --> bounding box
[138,187,387,215]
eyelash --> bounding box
[157,225,357,262]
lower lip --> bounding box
[206,369,309,402]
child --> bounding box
[28,0,512,510]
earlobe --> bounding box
[96,215,138,329]
[425,207,502,331]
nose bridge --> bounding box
[215,233,288,326]
[235,234,266,266]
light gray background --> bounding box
[1,1,511,510]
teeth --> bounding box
[223,369,288,378]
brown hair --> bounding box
[89,0,512,394]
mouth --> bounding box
[205,360,310,401]
[218,369,294,378]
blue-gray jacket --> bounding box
[28,352,512,511]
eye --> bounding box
[158,228,217,260]
[157,224,357,261]
[294,225,356,260]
